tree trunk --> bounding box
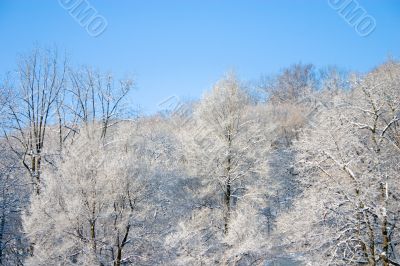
[31,155,41,195]
[364,211,376,266]
[114,224,130,266]
[381,182,389,266]
[115,246,122,266]
[356,192,369,263]
[0,208,5,265]
[224,133,232,235]
[224,180,231,235]
[90,220,96,252]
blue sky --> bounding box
[0,0,399,113]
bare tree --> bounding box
[0,79,11,127]
[266,63,317,103]
[4,47,67,194]
[65,67,133,140]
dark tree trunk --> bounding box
[114,224,130,266]
[224,181,231,235]
[0,209,5,264]
[381,183,389,266]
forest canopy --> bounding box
[0,48,399,266]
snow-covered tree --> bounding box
[277,61,400,265]
[23,124,154,265]
[166,74,273,265]
[1,47,399,266]
[0,139,29,265]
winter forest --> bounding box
[0,47,399,266]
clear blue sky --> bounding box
[0,0,399,113]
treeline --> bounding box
[0,48,399,265]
